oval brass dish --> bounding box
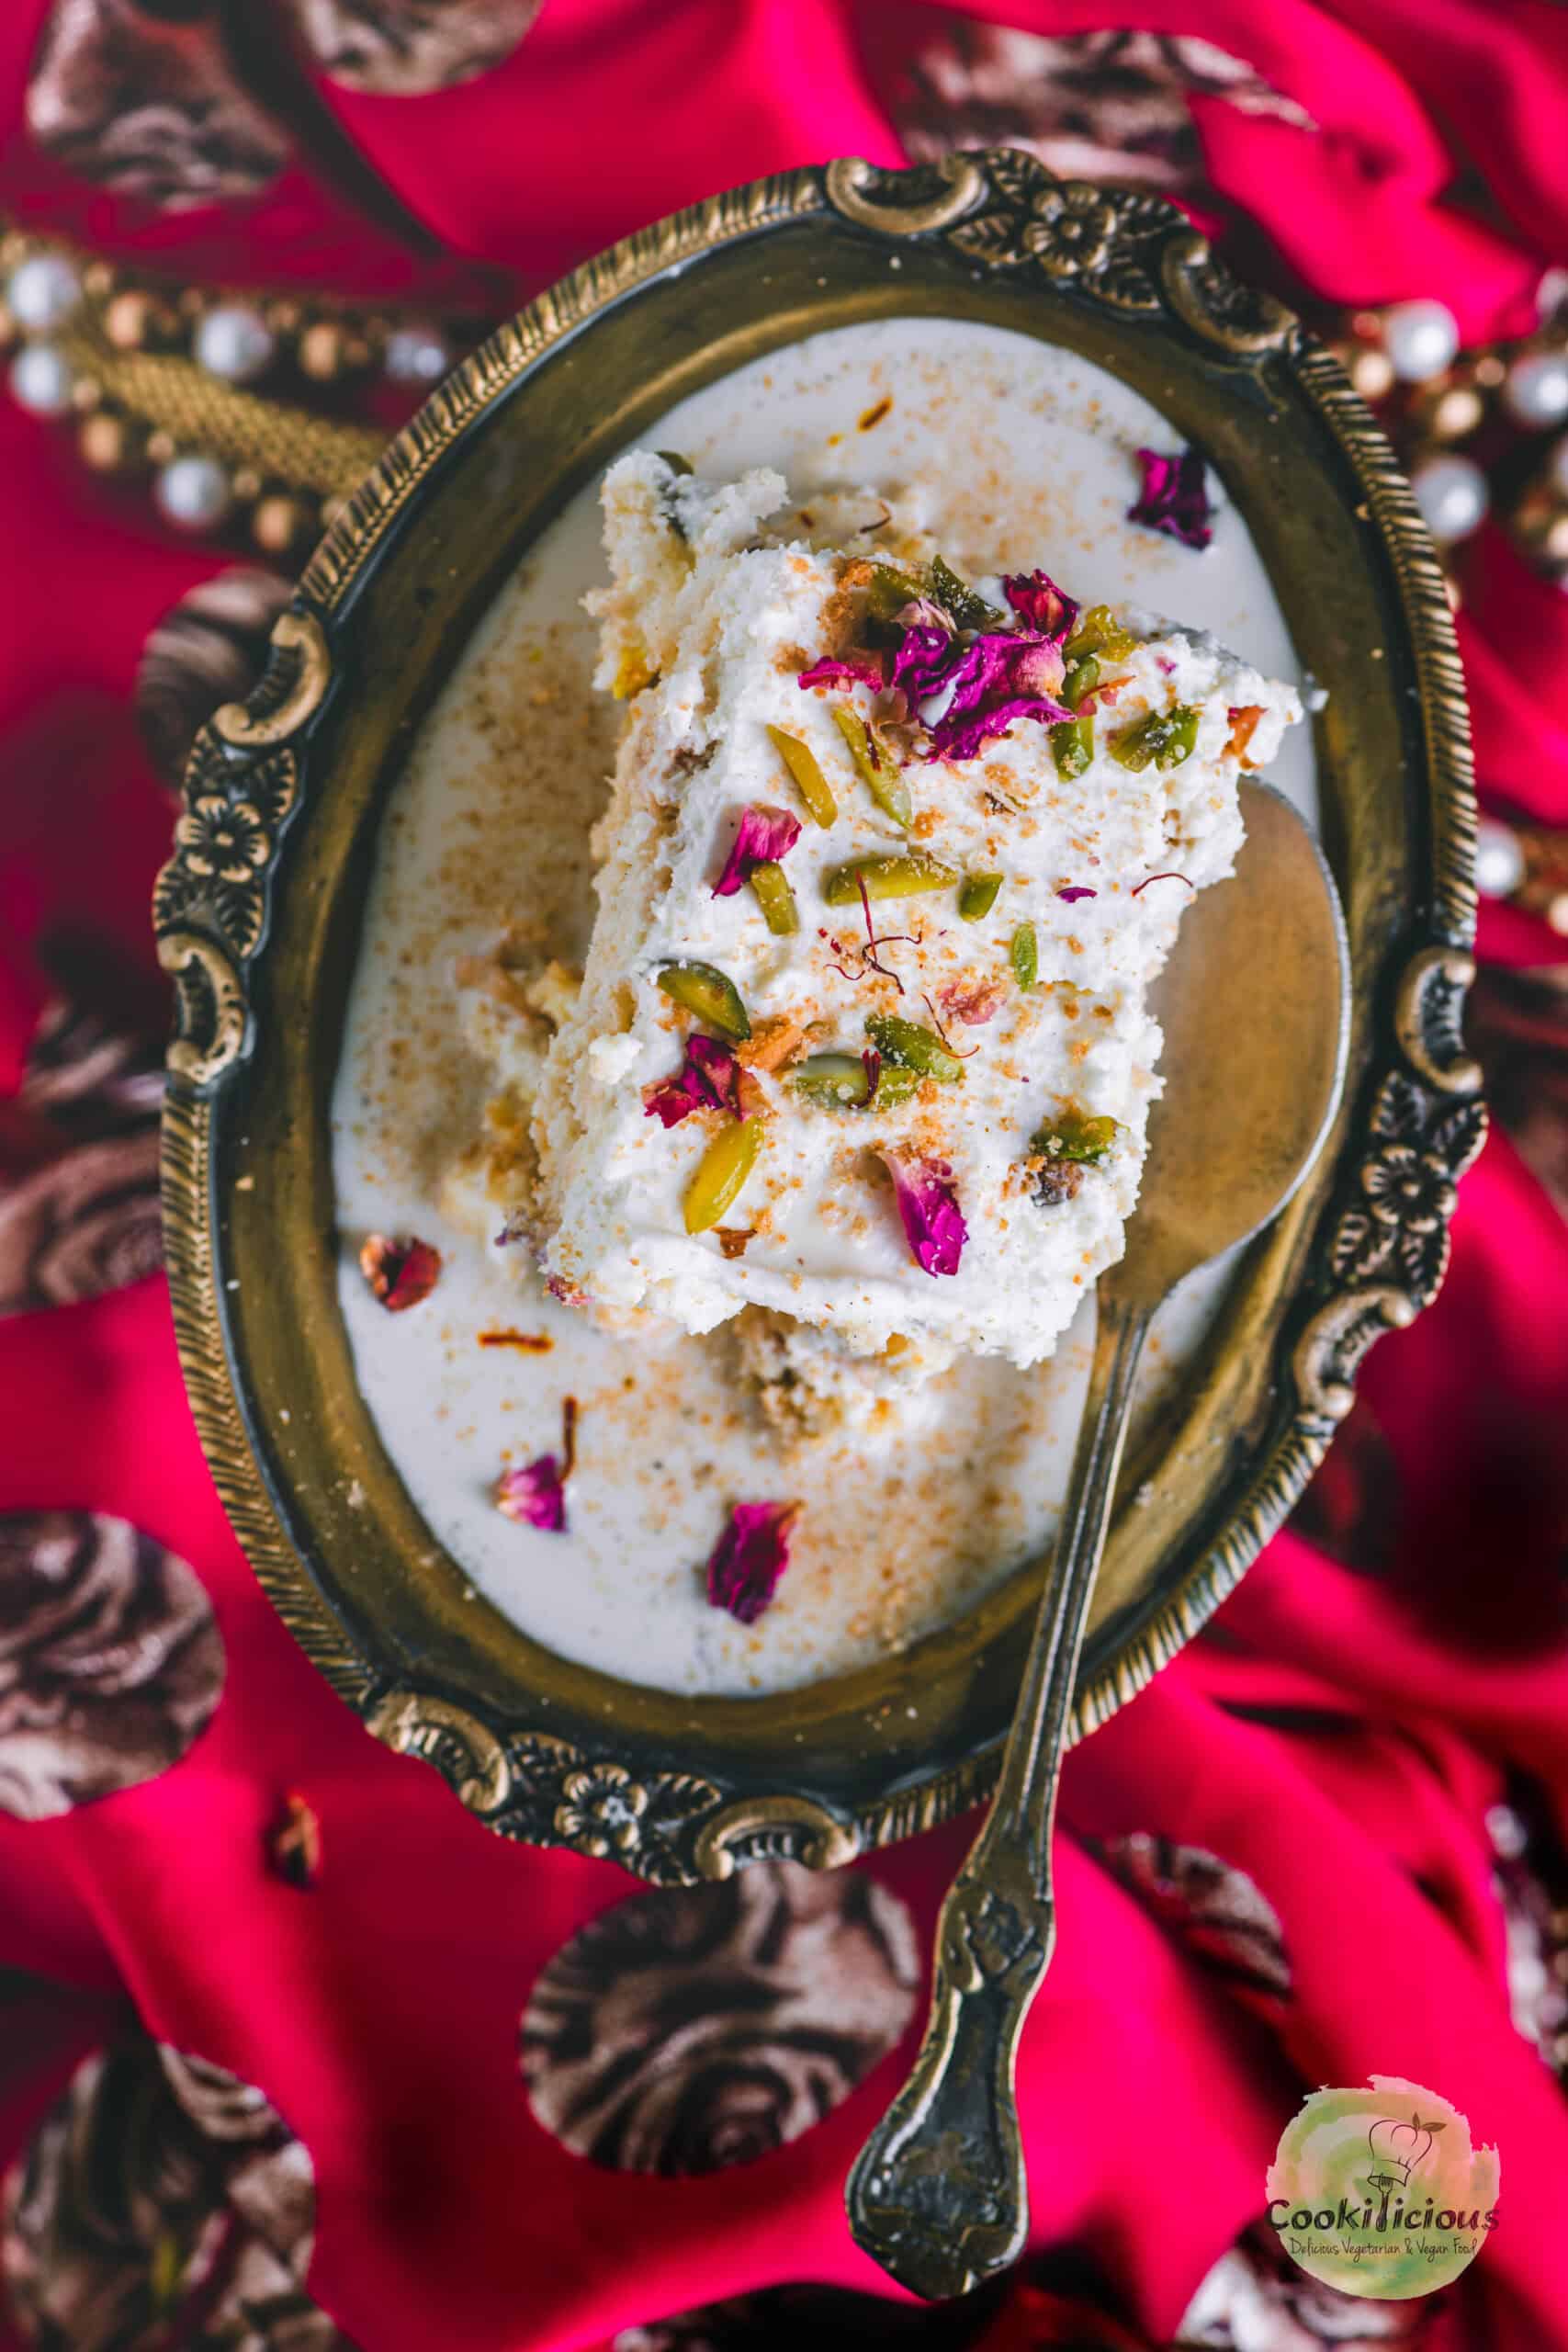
[155,153,1482,1887]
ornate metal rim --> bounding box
[156,153,1482,1885]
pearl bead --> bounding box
[1504,351,1568,430]
[193,303,275,384]
[6,253,83,334]
[1412,454,1489,544]
[1382,298,1461,384]
[1538,267,1568,324]
[384,326,450,387]
[9,342,74,416]
[154,454,232,532]
[1474,819,1525,899]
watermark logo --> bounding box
[1267,2075,1499,2297]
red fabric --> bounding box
[3,3,1567,2348]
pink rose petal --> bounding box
[496,1454,567,1532]
[1002,569,1080,644]
[1056,886,1098,903]
[714,803,803,898]
[705,1501,801,1623]
[797,653,886,693]
[1128,445,1213,550]
[359,1233,442,1311]
[882,1151,967,1277]
[643,1034,741,1127]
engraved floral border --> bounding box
[157,153,1481,1884]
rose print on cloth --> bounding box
[0,1512,223,1821]
[136,569,295,796]
[521,1863,919,2174]
[28,0,543,209]
[878,22,1313,198]
[1466,965,1568,1222]
[1,2038,353,2349]
[0,990,164,1317]
[1093,1832,1292,2000]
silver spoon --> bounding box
[846,779,1349,2301]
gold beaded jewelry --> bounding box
[0,217,487,548]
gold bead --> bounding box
[103,288,160,350]
[0,300,15,351]
[1351,308,1385,345]
[82,259,114,299]
[69,374,102,413]
[78,410,135,472]
[1443,569,1462,613]
[231,466,263,503]
[299,320,346,380]
[1549,893,1568,938]
[1414,381,1486,443]
[146,428,176,466]
[266,299,302,336]
[1473,353,1506,388]
[1513,490,1568,569]
[252,492,316,555]
[1347,345,1395,402]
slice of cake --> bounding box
[527,450,1302,1382]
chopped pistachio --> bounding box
[1062,654,1100,711]
[765,723,838,828]
[1010,923,1039,989]
[656,959,750,1039]
[865,562,929,627]
[685,1116,762,1233]
[866,1012,965,1084]
[1065,604,1137,662]
[1032,1107,1122,1164]
[958,872,1003,922]
[1050,714,1094,779]
[792,1052,874,1107]
[792,1053,919,1111]
[749,861,798,935]
[832,706,912,827]
[1111,705,1200,773]
[822,852,958,905]
[928,552,1006,632]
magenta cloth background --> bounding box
[2,2,1567,2346]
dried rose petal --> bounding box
[938,976,1008,1028]
[643,1033,741,1127]
[797,653,886,693]
[705,1500,801,1624]
[882,1151,967,1277]
[929,690,1073,765]
[1129,445,1213,550]
[886,623,959,707]
[894,628,1071,763]
[862,1045,883,1103]
[714,803,803,898]
[359,1232,442,1311]
[1003,569,1080,644]
[1056,886,1098,903]
[894,595,955,635]
[497,1454,567,1532]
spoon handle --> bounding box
[845,1294,1152,2301]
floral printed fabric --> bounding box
[1,4,1567,2350]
